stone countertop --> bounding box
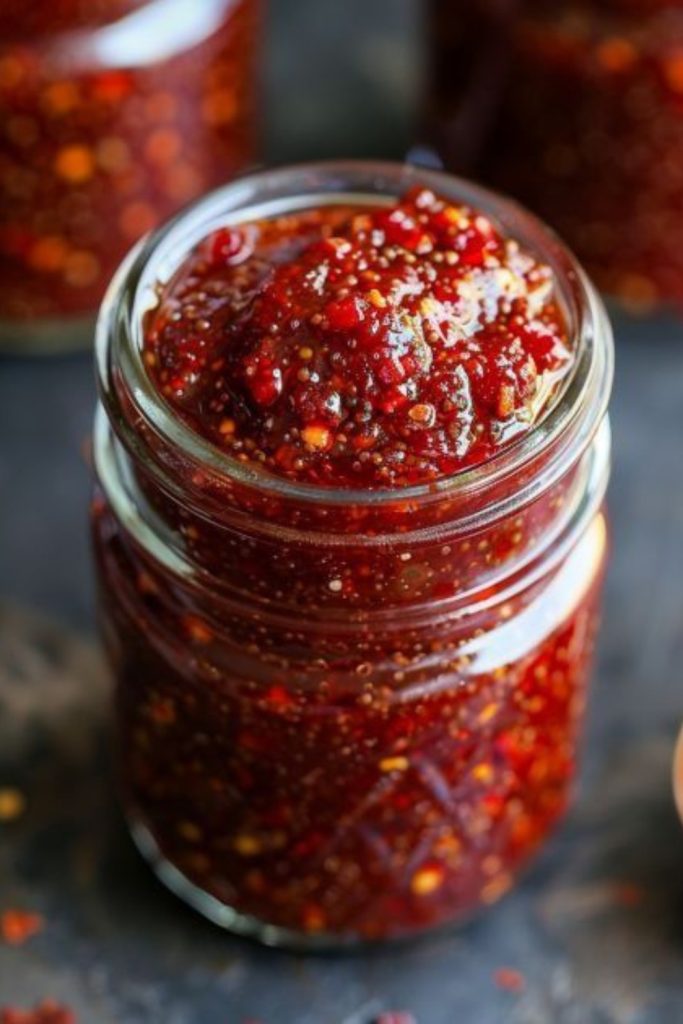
[3,311,683,1024]
[2,1,683,1020]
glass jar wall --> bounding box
[427,0,683,310]
[0,0,260,351]
[91,162,613,946]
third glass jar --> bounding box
[427,0,683,310]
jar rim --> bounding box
[8,0,238,59]
[96,159,613,511]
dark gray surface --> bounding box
[2,1,683,1021]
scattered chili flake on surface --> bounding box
[0,909,44,946]
[0,788,25,822]
[614,881,645,907]
[494,967,526,993]
[375,1013,417,1024]
[0,1001,76,1024]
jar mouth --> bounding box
[97,159,613,510]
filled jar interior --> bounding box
[93,166,612,943]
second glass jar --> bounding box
[427,0,683,310]
[0,0,260,351]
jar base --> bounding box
[130,819,377,951]
[0,313,95,355]
[129,819,486,951]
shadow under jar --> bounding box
[0,0,260,352]
[92,162,613,947]
[427,0,683,311]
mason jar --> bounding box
[0,0,260,352]
[426,0,683,310]
[91,161,613,947]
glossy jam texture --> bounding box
[94,497,606,940]
[144,188,573,487]
[428,0,683,308]
[0,0,259,324]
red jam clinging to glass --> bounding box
[0,0,259,338]
[93,169,611,943]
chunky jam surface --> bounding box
[428,0,683,308]
[144,189,572,488]
[0,0,258,324]
[94,185,606,942]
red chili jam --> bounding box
[427,0,683,309]
[144,189,573,487]
[0,0,259,345]
[92,164,613,945]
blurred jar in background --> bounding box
[0,0,260,352]
[427,0,683,311]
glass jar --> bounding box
[91,161,613,947]
[427,0,683,310]
[0,0,260,353]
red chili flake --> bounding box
[375,208,424,250]
[301,902,326,932]
[182,615,214,644]
[0,788,26,822]
[137,570,159,596]
[614,882,645,907]
[324,295,364,330]
[1,909,44,946]
[263,685,294,710]
[482,792,505,817]
[410,862,445,895]
[148,698,176,726]
[242,353,283,407]
[92,71,133,103]
[494,967,526,993]
[0,1001,75,1024]
[375,1013,417,1024]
